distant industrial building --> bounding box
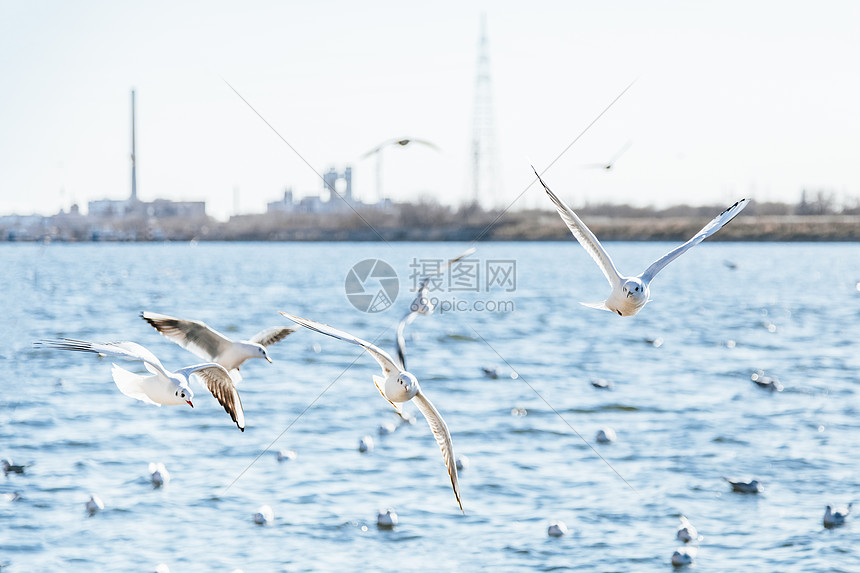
[266,165,392,215]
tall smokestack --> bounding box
[131,89,137,202]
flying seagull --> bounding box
[361,137,441,159]
[141,311,294,382]
[396,247,476,369]
[533,166,749,317]
[280,311,462,512]
[34,338,245,431]
[584,140,632,170]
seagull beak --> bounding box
[186,400,194,408]
[265,355,272,363]
[626,291,632,298]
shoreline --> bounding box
[6,214,860,243]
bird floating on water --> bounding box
[751,370,783,392]
[548,521,568,537]
[533,166,749,317]
[149,462,170,488]
[823,503,852,528]
[725,478,763,493]
[377,422,396,436]
[254,504,274,525]
[359,435,374,453]
[280,311,463,512]
[1,459,29,476]
[85,494,104,516]
[276,449,297,462]
[596,428,617,444]
[671,546,696,567]
[377,508,398,529]
[676,516,698,544]
[141,311,294,383]
[35,338,245,431]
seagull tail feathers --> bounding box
[580,301,611,312]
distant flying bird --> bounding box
[396,247,476,369]
[361,137,441,159]
[141,312,294,382]
[584,141,632,170]
[533,166,749,317]
[280,311,463,512]
[34,338,245,431]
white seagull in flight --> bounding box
[34,338,245,431]
[533,167,749,317]
[141,311,294,382]
[280,311,463,512]
[396,247,476,369]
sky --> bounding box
[1,1,858,220]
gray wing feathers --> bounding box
[279,312,400,376]
[140,312,231,362]
[413,391,462,512]
[180,363,245,431]
[395,312,417,370]
[35,338,167,375]
[639,198,749,283]
[249,327,295,347]
[533,168,622,289]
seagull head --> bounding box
[621,278,647,302]
[385,372,420,403]
[175,386,194,407]
[255,344,272,363]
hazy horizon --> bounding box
[1,1,858,220]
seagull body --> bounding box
[377,422,396,436]
[35,338,245,431]
[2,459,29,476]
[533,167,749,316]
[596,428,617,444]
[548,521,568,537]
[85,494,104,515]
[672,547,696,567]
[590,378,613,390]
[281,311,463,512]
[824,504,852,528]
[377,508,399,528]
[254,504,273,525]
[276,449,297,462]
[141,311,294,382]
[725,478,763,493]
[358,435,374,453]
[751,371,784,392]
[455,455,470,471]
[676,516,698,543]
[396,247,475,369]
[149,462,170,488]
